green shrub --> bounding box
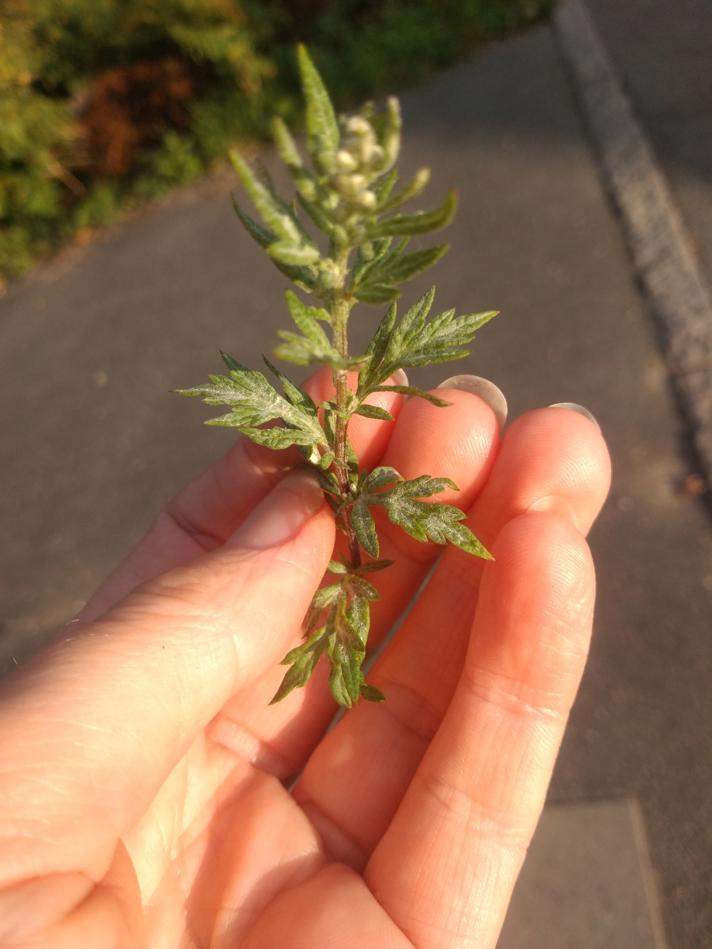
[0,0,555,284]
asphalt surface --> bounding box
[1,14,711,948]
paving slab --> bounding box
[500,799,666,949]
[1,21,711,948]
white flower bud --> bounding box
[358,190,377,210]
[357,134,376,165]
[335,149,358,172]
[413,166,431,190]
[345,115,372,136]
[333,173,367,199]
[332,224,349,246]
[368,144,385,168]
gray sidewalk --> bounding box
[587,0,712,287]
[1,11,711,949]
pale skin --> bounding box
[0,371,610,948]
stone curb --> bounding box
[554,0,712,486]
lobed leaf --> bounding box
[378,167,431,213]
[274,330,343,368]
[232,196,318,292]
[353,283,400,305]
[297,44,340,168]
[328,634,364,708]
[358,287,499,395]
[355,559,394,574]
[176,357,327,452]
[354,403,394,422]
[271,631,328,704]
[267,241,320,266]
[261,356,319,417]
[351,497,379,557]
[354,244,447,302]
[271,115,304,173]
[363,466,402,491]
[376,485,492,558]
[229,149,305,246]
[286,289,331,331]
[367,190,457,238]
[360,683,386,702]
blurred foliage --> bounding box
[0,0,555,283]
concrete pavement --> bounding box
[1,9,711,947]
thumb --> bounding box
[0,470,334,899]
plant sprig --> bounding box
[178,46,498,709]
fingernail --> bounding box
[232,470,323,549]
[390,368,409,386]
[548,402,600,430]
[437,374,508,428]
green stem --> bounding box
[330,247,361,567]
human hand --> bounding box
[0,372,610,948]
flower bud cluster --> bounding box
[322,102,400,230]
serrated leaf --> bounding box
[274,330,343,368]
[297,191,334,235]
[267,241,320,266]
[353,283,400,304]
[354,403,394,421]
[262,356,319,417]
[362,302,397,377]
[363,466,402,491]
[351,497,379,558]
[285,289,331,331]
[367,190,457,238]
[232,196,318,291]
[297,44,339,168]
[231,195,273,248]
[389,474,458,498]
[359,287,499,395]
[373,168,398,205]
[220,350,241,372]
[345,594,370,647]
[271,115,303,172]
[230,149,304,246]
[271,633,327,703]
[361,683,386,702]
[270,661,312,704]
[356,559,395,573]
[349,576,379,600]
[372,477,492,559]
[355,244,447,292]
[312,583,345,610]
[282,623,331,666]
[379,166,431,212]
[378,96,401,172]
[327,634,363,708]
[388,285,436,349]
[176,361,327,451]
[327,560,348,574]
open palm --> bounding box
[0,374,609,948]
